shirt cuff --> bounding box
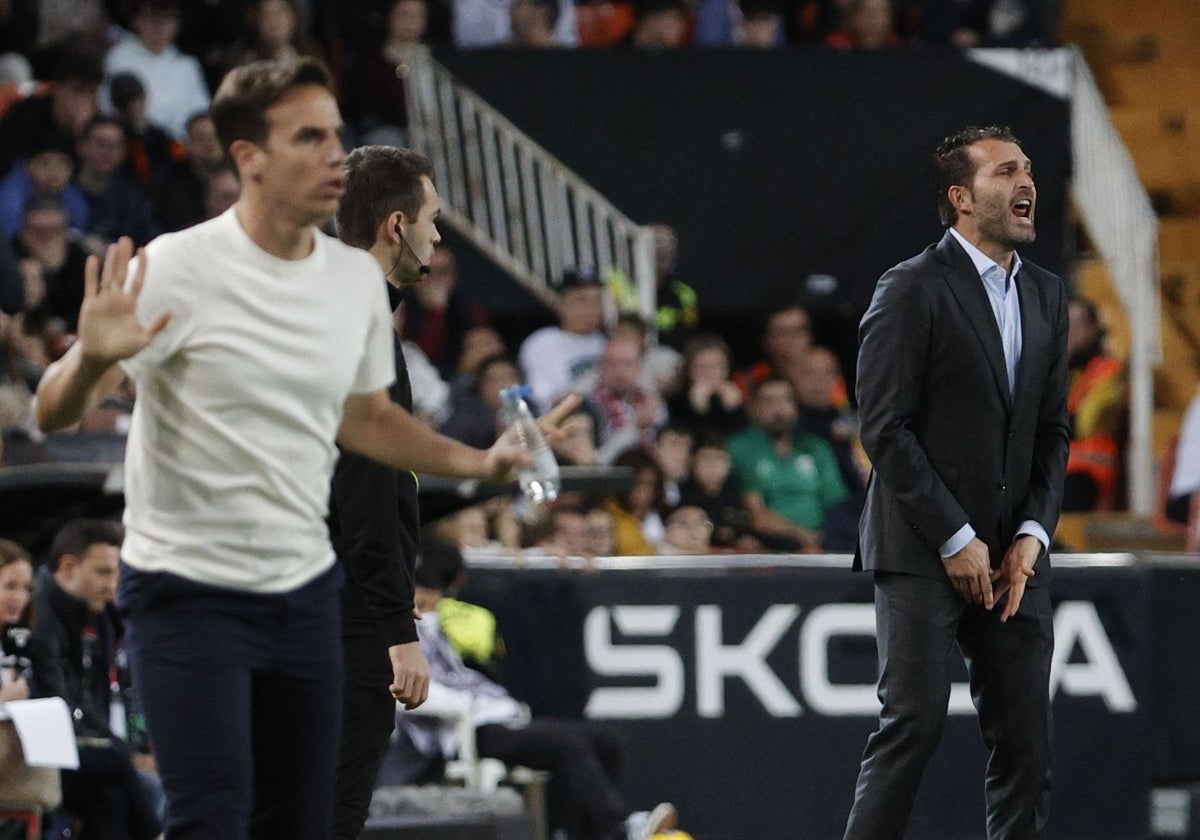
[380,609,419,647]
[1016,520,1049,554]
[939,524,975,559]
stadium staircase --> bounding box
[397,47,657,321]
[1058,0,1200,549]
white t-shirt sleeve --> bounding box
[118,244,192,381]
[350,276,397,395]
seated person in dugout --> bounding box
[394,542,681,840]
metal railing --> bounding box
[1067,48,1160,516]
[400,47,656,320]
[969,48,1160,515]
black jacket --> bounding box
[854,231,1070,580]
[27,567,122,743]
[328,284,420,646]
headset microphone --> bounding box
[394,223,431,277]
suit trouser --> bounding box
[331,618,397,840]
[117,562,344,840]
[844,571,1054,840]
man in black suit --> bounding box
[844,126,1070,839]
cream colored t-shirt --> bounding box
[118,209,395,593]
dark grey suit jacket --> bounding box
[853,231,1070,582]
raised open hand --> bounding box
[76,237,171,365]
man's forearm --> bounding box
[35,344,124,432]
[341,400,490,479]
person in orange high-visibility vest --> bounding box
[1063,297,1125,511]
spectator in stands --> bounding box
[12,197,90,333]
[74,116,161,249]
[588,335,669,462]
[604,447,666,555]
[727,376,848,551]
[202,165,241,220]
[585,506,617,556]
[340,0,427,148]
[155,112,229,232]
[442,352,521,448]
[917,0,1055,47]
[679,432,756,550]
[1062,297,1125,511]
[402,244,489,379]
[519,267,607,413]
[735,303,814,397]
[510,0,562,45]
[109,72,182,198]
[0,310,36,434]
[696,0,785,46]
[630,0,690,47]
[0,42,104,177]
[453,0,579,47]
[824,0,903,48]
[0,539,34,702]
[1168,386,1200,525]
[660,504,714,554]
[27,519,163,840]
[792,345,866,491]
[28,2,110,53]
[669,333,747,437]
[104,0,211,140]
[399,544,679,840]
[653,421,692,507]
[608,224,699,351]
[0,135,90,238]
[451,324,508,390]
[219,0,327,76]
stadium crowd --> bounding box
[0,0,1150,569]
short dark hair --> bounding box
[210,57,332,153]
[109,73,146,110]
[337,145,435,249]
[750,374,794,401]
[49,519,123,569]
[414,539,463,591]
[474,352,517,383]
[934,125,1020,227]
[46,41,105,85]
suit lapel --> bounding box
[937,233,1012,408]
[1012,268,1041,418]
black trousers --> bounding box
[60,745,162,840]
[118,563,344,840]
[331,618,397,840]
[844,571,1054,840]
[477,718,626,840]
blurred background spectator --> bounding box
[402,244,489,380]
[1063,296,1126,512]
[519,268,606,413]
[340,0,428,148]
[103,0,211,140]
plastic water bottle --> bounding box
[499,385,561,505]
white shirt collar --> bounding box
[948,227,1023,282]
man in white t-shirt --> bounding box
[34,59,539,840]
[518,267,608,413]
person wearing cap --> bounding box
[518,266,608,413]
